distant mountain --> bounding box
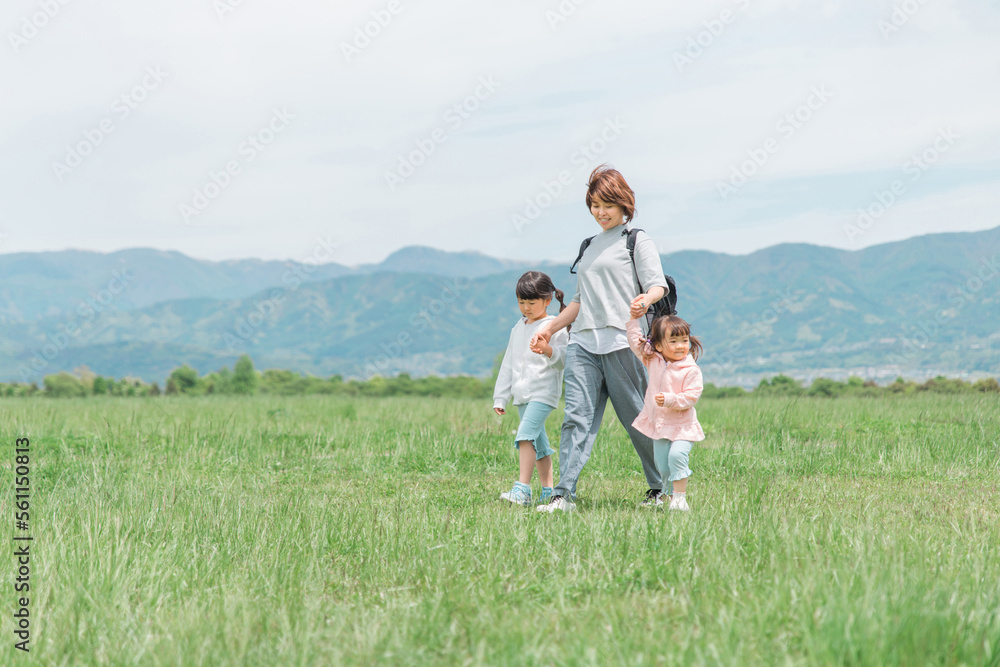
[0,245,535,324]
[2,228,998,384]
[363,246,534,278]
[0,248,349,323]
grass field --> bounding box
[1,393,999,665]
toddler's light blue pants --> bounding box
[653,439,693,489]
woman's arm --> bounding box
[529,301,579,350]
[629,231,669,317]
[545,328,569,370]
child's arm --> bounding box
[625,319,649,365]
[663,366,704,410]
[492,331,515,415]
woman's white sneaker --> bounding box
[537,495,576,513]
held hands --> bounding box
[530,341,552,357]
[529,328,552,354]
[630,294,651,320]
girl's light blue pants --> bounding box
[514,401,556,460]
[653,438,693,486]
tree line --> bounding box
[1,355,997,399]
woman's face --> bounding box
[590,198,624,231]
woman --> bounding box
[531,165,669,512]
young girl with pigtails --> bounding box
[492,271,570,506]
[626,313,705,511]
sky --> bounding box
[2,0,999,265]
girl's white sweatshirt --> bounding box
[493,315,569,410]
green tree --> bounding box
[43,372,87,398]
[168,365,204,395]
[207,367,233,394]
[92,376,109,395]
[755,375,803,396]
[232,355,259,395]
[973,377,1000,393]
[808,378,844,397]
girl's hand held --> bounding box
[531,341,552,357]
[529,329,552,350]
[654,392,665,407]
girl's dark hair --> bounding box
[643,315,703,362]
[586,164,636,222]
[516,270,567,325]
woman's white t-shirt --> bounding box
[570,225,667,354]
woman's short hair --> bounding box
[585,164,636,222]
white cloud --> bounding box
[1,0,998,264]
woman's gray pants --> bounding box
[554,343,662,499]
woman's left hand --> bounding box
[630,294,650,319]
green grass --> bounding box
[2,394,999,665]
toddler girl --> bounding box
[493,271,569,506]
[626,313,705,511]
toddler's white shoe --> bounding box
[536,495,576,513]
[668,496,690,512]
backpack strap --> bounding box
[626,227,645,293]
[626,227,639,262]
[628,228,678,322]
[569,235,596,275]
[627,228,672,298]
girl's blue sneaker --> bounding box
[500,481,532,507]
[538,486,553,504]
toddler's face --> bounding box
[656,335,690,362]
[518,298,550,322]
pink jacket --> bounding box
[626,319,705,442]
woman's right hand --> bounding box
[494,407,505,416]
[629,295,650,320]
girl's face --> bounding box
[656,334,690,362]
[518,297,551,323]
[590,198,624,231]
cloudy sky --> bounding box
[2,0,999,265]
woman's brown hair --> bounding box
[642,315,703,363]
[585,164,636,222]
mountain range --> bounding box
[0,245,528,323]
[2,227,998,386]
